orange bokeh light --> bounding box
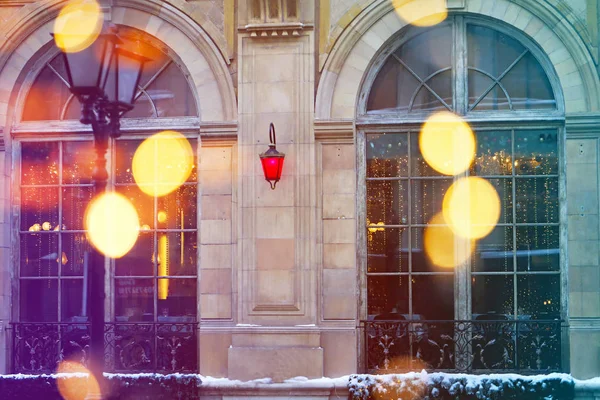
[419,111,475,176]
[424,212,473,268]
[392,0,447,27]
[55,360,100,400]
[84,192,140,258]
[53,0,103,53]
[442,177,501,240]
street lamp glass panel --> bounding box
[63,35,114,96]
[104,48,148,108]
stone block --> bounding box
[254,82,296,114]
[566,139,597,164]
[256,207,295,239]
[200,332,231,377]
[567,190,598,215]
[321,331,357,377]
[201,244,232,269]
[255,270,295,305]
[323,194,355,219]
[322,144,355,170]
[568,214,599,240]
[232,333,320,347]
[569,241,599,266]
[567,163,598,193]
[581,292,600,317]
[322,169,355,194]
[200,269,232,294]
[228,346,323,382]
[201,294,232,319]
[201,147,232,171]
[323,219,355,244]
[323,269,356,295]
[322,294,356,319]
[323,243,355,269]
[570,330,600,378]
[201,170,232,195]
[201,220,232,244]
[256,239,295,270]
[202,195,232,220]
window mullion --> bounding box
[453,15,467,116]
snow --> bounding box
[235,323,261,327]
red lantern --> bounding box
[259,123,285,190]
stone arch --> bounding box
[0,0,236,133]
[315,0,600,119]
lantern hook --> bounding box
[269,123,277,146]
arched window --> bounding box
[360,17,564,373]
[14,27,198,373]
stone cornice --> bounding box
[240,22,313,38]
[314,119,354,142]
[566,113,600,134]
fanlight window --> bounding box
[22,27,197,122]
[367,23,556,114]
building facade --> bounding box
[0,0,599,382]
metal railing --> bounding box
[362,319,562,374]
[11,322,198,374]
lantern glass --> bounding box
[103,48,147,108]
[63,34,116,96]
[260,153,285,182]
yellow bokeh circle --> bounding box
[424,213,473,268]
[53,0,103,53]
[393,0,447,27]
[56,360,101,400]
[419,111,475,176]
[84,192,140,258]
[442,177,501,240]
[132,131,194,197]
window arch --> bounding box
[361,17,562,118]
[21,26,198,122]
[360,17,565,373]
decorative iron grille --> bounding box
[11,322,198,374]
[362,320,562,374]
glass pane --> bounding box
[467,25,525,77]
[367,228,409,273]
[516,226,559,271]
[21,142,59,185]
[63,141,95,184]
[157,185,197,230]
[61,279,85,321]
[146,62,197,117]
[469,70,510,111]
[411,227,462,272]
[410,179,453,224]
[412,275,454,320]
[485,178,513,224]
[62,233,91,276]
[115,278,154,321]
[117,185,154,229]
[470,131,512,176]
[115,232,153,276]
[366,133,409,177]
[126,91,155,118]
[114,140,141,184]
[156,232,197,276]
[367,59,420,113]
[367,180,408,226]
[250,0,262,20]
[472,275,514,318]
[395,25,452,82]
[63,95,82,121]
[22,65,71,121]
[471,226,514,272]
[20,187,59,231]
[157,278,197,320]
[514,130,558,175]
[500,52,556,110]
[20,279,58,321]
[515,178,559,223]
[517,275,560,319]
[267,0,280,19]
[62,187,92,231]
[20,233,59,276]
[286,0,297,19]
[411,70,451,111]
[367,275,409,319]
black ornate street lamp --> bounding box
[52,24,149,399]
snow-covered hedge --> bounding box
[0,373,202,400]
[349,372,575,400]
